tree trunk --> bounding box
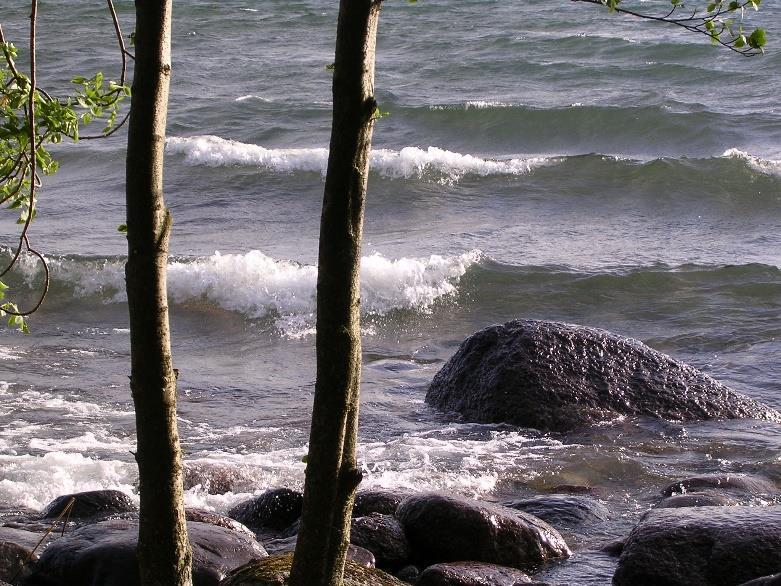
[288,1,382,585]
[125,1,192,585]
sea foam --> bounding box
[40,249,481,334]
[165,135,552,182]
[722,148,781,178]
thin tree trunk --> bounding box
[289,1,382,585]
[125,1,192,584]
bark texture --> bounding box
[125,1,192,584]
[288,2,382,585]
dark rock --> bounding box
[613,506,781,586]
[417,561,532,585]
[351,513,410,570]
[21,519,267,585]
[425,320,781,432]
[220,552,405,585]
[354,489,413,518]
[227,488,303,531]
[600,539,625,556]
[186,508,256,537]
[262,533,375,567]
[740,573,781,586]
[504,495,609,527]
[656,491,736,508]
[661,474,777,498]
[40,490,137,520]
[0,526,47,583]
[396,493,570,571]
[396,565,419,583]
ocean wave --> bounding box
[21,249,481,334]
[165,135,553,182]
[722,148,781,178]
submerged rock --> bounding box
[661,473,777,498]
[219,552,405,585]
[426,320,781,432]
[613,506,781,586]
[655,492,736,508]
[21,519,267,585]
[504,495,609,527]
[395,493,570,571]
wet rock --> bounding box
[354,489,413,518]
[613,506,781,586]
[396,565,419,583]
[426,320,781,432]
[21,519,267,585]
[227,488,303,531]
[40,490,137,520]
[220,552,404,585]
[417,561,532,585]
[600,539,625,556]
[186,508,256,537]
[504,495,609,527]
[656,492,737,508]
[351,513,410,571]
[184,462,256,495]
[262,533,375,567]
[740,573,781,586]
[661,474,777,498]
[0,527,46,583]
[396,493,570,571]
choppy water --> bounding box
[2,0,781,582]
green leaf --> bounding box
[748,28,767,48]
[117,223,128,233]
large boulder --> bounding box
[613,506,781,586]
[21,519,267,586]
[426,320,781,432]
[395,493,570,571]
[0,527,46,583]
[353,489,413,518]
[219,552,405,585]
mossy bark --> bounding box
[125,1,192,584]
[288,1,382,585]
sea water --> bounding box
[1,1,780,582]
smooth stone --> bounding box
[40,490,137,520]
[656,492,737,508]
[351,513,410,571]
[353,489,413,518]
[613,506,781,586]
[0,527,47,583]
[219,552,405,585]
[504,495,609,527]
[396,565,419,583]
[227,488,303,531]
[417,561,532,585]
[21,519,267,586]
[262,533,375,568]
[661,474,777,498]
[426,320,781,432]
[396,492,570,571]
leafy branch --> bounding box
[574,0,767,55]
[0,0,133,332]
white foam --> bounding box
[0,452,137,511]
[0,346,24,361]
[235,94,271,102]
[165,135,553,182]
[29,431,133,453]
[722,148,781,177]
[43,249,481,334]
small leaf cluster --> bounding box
[1,40,131,332]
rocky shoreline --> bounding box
[1,478,779,585]
[4,320,781,584]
